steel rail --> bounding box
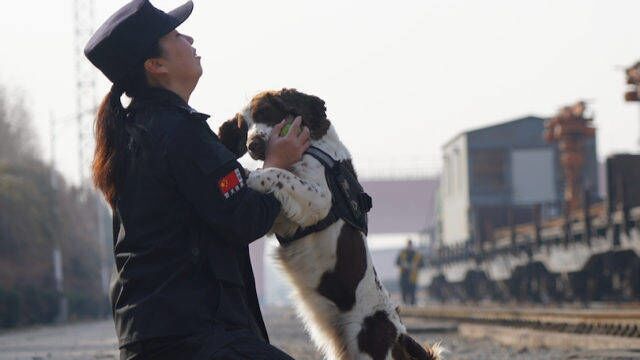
[400,305,640,338]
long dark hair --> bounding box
[92,42,162,208]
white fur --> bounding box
[242,107,440,360]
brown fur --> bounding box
[357,312,439,360]
[316,223,368,311]
[218,89,332,161]
[277,247,352,359]
[247,135,267,161]
[392,334,439,360]
[218,113,248,158]
[218,89,443,360]
[357,311,398,360]
[250,88,332,140]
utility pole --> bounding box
[50,112,68,323]
[73,0,109,300]
[95,196,109,298]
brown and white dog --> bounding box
[218,89,442,360]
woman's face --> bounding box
[156,30,202,88]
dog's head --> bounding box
[217,88,331,160]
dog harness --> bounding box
[276,146,373,246]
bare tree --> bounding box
[0,86,38,162]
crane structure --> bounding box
[624,61,640,148]
[544,101,596,213]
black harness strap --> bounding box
[276,146,372,246]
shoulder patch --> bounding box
[218,168,245,199]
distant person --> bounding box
[396,239,424,305]
[84,0,309,358]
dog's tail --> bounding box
[394,334,444,360]
[423,341,444,360]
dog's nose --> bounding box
[248,137,266,160]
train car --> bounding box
[424,114,640,303]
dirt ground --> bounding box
[0,307,639,359]
[264,307,640,360]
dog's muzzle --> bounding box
[247,136,267,161]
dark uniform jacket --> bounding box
[110,87,281,349]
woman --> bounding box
[84,1,309,359]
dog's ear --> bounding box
[280,88,331,140]
[250,92,289,126]
[217,113,248,158]
[392,334,439,360]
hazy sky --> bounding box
[2,0,639,184]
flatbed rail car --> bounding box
[425,154,640,303]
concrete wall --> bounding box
[361,178,439,234]
[441,134,470,246]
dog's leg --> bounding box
[247,167,331,227]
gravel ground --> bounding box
[0,318,119,360]
[0,307,639,359]
[264,307,640,360]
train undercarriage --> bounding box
[425,207,640,304]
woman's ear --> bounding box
[217,113,248,158]
[143,58,168,76]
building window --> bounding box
[444,154,454,195]
[443,155,450,195]
[471,149,507,193]
[454,148,462,191]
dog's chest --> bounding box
[278,221,343,285]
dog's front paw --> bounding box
[247,168,329,228]
[246,169,275,193]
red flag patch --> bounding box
[218,168,244,199]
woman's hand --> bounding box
[263,116,311,169]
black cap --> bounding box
[84,0,193,85]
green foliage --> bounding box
[0,86,111,328]
[67,290,110,319]
[19,286,58,325]
[0,288,21,327]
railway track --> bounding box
[400,305,640,338]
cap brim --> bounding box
[168,1,193,28]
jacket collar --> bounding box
[130,87,210,120]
